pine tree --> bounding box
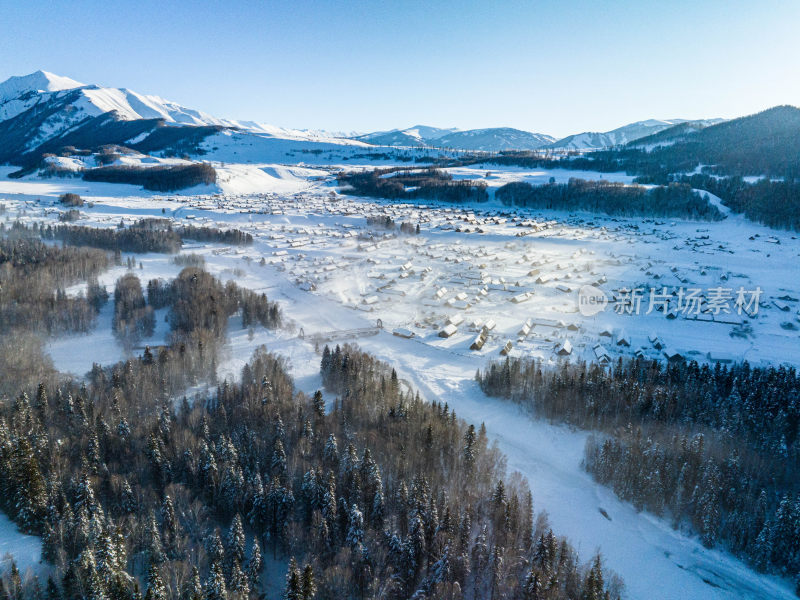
[227,514,246,567]
[144,562,167,600]
[312,391,325,418]
[181,568,202,600]
[283,558,302,600]
[205,560,228,600]
[45,578,63,600]
[300,565,315,600]
[581,554,605,600]
[228,560,249,600]
[247,538,263,588]
[161,495,179,558]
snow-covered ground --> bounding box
[0,163,797,598]
[0,513,41,574]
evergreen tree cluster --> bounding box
[635,172,800,232]
[83,164,217,192]
[495,179,722,220]
[338,168,488,204]
[477,357,800,584]
[178,226,252,247]
[28,219,253,255]
[45,224,183,254]
[0,338,622,600]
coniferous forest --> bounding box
[495,179,722,220]
[0,224,624,600]
[338,168,489,204]
[477,357,800,590]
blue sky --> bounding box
[1,0,798,137]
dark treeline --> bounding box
[495,179,722,220]
[339,168,489,204]
[83,163,217,192]
[635,173,800,232]
[180,225,253,246]
[0,235,109,337]
[0,335,622,600]
[30,220,252,255]
[477,357,800,588]
[45,223,183,254]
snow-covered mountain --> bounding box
[435,128,555,151]
[354,125,459,147]
[0,70,366,166]
[354,125,554,151]
[0,70,726,165]
[548,118,725,150]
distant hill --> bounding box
[547,118,724,150]
[435,127,554,151]
[608,106,800,177]
[353,125,554,151]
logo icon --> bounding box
[578,285,608,316]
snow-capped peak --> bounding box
[0,70,84,101]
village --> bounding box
[5,168,800,370]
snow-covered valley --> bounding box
[0,161,797,599]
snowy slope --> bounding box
[0,70,85,121]
[0,512,41,573]
[0,71,368,164]
[1,166,798,598]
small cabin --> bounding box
[556,340,573,356]
[439,324,458,338]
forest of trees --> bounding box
[635,173,800,232]
[0,330,622,600]
[481,107,800,231]
[179,226,253,246]
[477,357,800,591]
[83,164,217,192]
[0,234,109,337]
[31,220,253,255]
[495,179,722,220]
[46,223,183,254]
[0,213,624,600]
[339,168,489,204]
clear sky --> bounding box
[1,0,798,137]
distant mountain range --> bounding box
[0,70,368,167]
[546,118,726,150]
[0,69,756,167]
[350,119,727,152]
[354,126,555,151]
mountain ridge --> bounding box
[0,70,731,163]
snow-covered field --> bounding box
[0,163,797,599]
